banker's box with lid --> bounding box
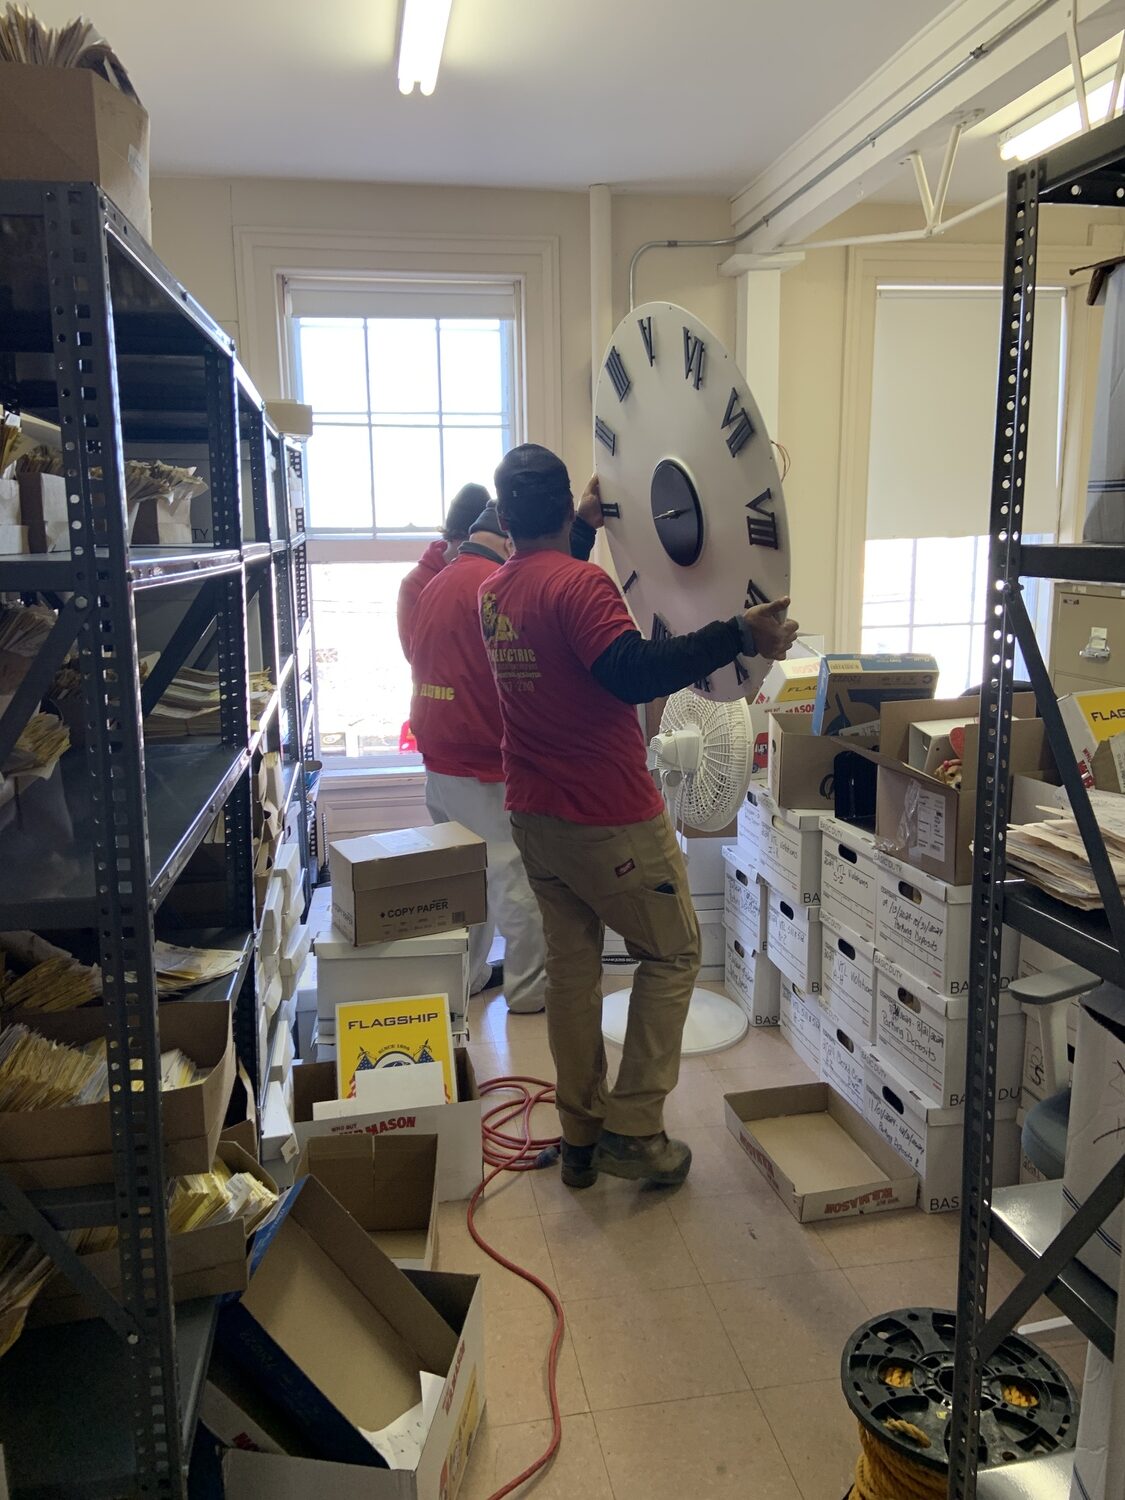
[315,927,470,1034]
[766,885,821,995]
[780,977,821,1075]
[874,953,1024,1110]
[330,824,487,946]
[819,909,876,1041]
[819,816,878,941]
[735,781,769,867]
[722,845,764,947]
[724,929,780,1027]
[758,792,821,908]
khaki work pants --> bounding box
[510,810,700,1144]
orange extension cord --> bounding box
[466,1075,564,1500]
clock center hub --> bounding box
[650,458,703,567]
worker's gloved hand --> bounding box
[577,474,605,529]
[741,597,798,661]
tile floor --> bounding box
[443,979,1089,1500]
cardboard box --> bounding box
[5,473,68,554]
[768,712,841,811]
[33,1141,274,1326]
[330,825,487,946]
[721,844,764,948]
[1061,989,1125,1290]
[271,1025,297,1086]
[820,1015,868,1117]
[201,1348,301,1456]
[300,1134,438,1271]
[724,1082,917,1223]
[1016,1111,1051,1186]
[907,716,976,772]
[735,781,768,868]
[820,910,876,1041]
[765,884,821,994]
[1058,687,1125,788]
[864,1048,1020,1214]
[216,1177,459,1468]
[315,926,469,1030]
[130,492,194,547]
[603,897,725,984]
[1069,1344,1111,1500]
[292,1050,483,1203]
[752,657,821,716]
[723,929,780,1027]
[0,1002,234,1189]
[779,976,822,1074]
[262,1080,299,1171]
[758,791,821,907]
[1020,1009,1075,1105]
[676,831,727,897]
[812,654,939,738]
[221,1267,485,1500]
[0,63,151,239]
[819,816,878,941]
[265,401,315,438]
[874,954,1024,1110]
[873,696,1048,885]
[874,851,1020,997]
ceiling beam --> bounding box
[730,0,1125,250]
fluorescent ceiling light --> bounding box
[1000,73,1123,161]
[398,0,454,96]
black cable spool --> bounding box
[841,1308,1078,1475]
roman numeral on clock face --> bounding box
[651,613,673,642]
[605,346,631,401]
[595,417,617,455]
[683,328,706,389]
[746,487,780,549]
[744,578,769,609]
[722,388,754,457]
[694,675,713,693]
[621,569,638,594]
[638,315,655,366]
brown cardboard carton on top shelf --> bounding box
[0,1001,235,1188]
[0,63,151,239]
[330,824,487,946]
[299,1133,438,1271]
[17,473,69,553]
[767,711,843,810]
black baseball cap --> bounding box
[469,502,506,538]
[494,444,571,505]
[444,483,491,539]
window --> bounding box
[861,285,1066,694]
[288,278,521,764]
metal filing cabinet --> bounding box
[1050,580,1125,695]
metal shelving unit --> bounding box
[0,181,316,1496]
[950,115,1125,1499]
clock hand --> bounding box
[653,508,688,521]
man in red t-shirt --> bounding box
[483,444,798,1188]
[397,483,490,661]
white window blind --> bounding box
[285,276,518,321]
[866,285,1065,539]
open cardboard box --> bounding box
[221,1265,485,1500]
[767,712,846,811]
[870,694,1048,885]
[300,1134,438,1271]
[292,1050,482,1203]
[0,1001,235,1189]
[724,1080,917,1222]
[31,1142,276,1326]
[216,1177,472,1473]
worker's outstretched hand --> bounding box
[577,474,605,529]
[743,596,798,661]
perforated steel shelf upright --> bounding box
[949,115,1125,1499]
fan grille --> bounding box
[658,689,754,832]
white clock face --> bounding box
[593,301,790,702]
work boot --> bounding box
[535,1141,598,1189]
[594,1130,692,1186]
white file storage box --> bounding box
[722,845,764,948]
[819,910,876,1041]
[314,927,470,1032]
[864,1048,1019,1214]
[820,1016,867,1117]
[779,977,821,1075]
[724,929,780,1027]
[736,781,769,869]
[758,792,821,908]
[874,954,1024,1110]
[820,816,878,942]
[605,897,724,982]
[766,885,821,994]
[875,853,1019,997]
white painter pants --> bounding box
[425,771,546,1014]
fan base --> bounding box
[602,986,748,1057]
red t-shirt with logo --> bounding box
[410,550,504,782]
[479,550,663,825]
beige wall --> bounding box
[149,176,736,497]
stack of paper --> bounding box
[2,712,68,779]
[168,1157,277,1235]
[154,942,242,996]
[1007,790,1125,909]
[145,668,273,738]
[0,606,55,717]
[0,1025,104,1110]
[0,955,100,1013]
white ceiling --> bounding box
[29,0,940,193]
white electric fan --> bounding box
[600,689,757,1056]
